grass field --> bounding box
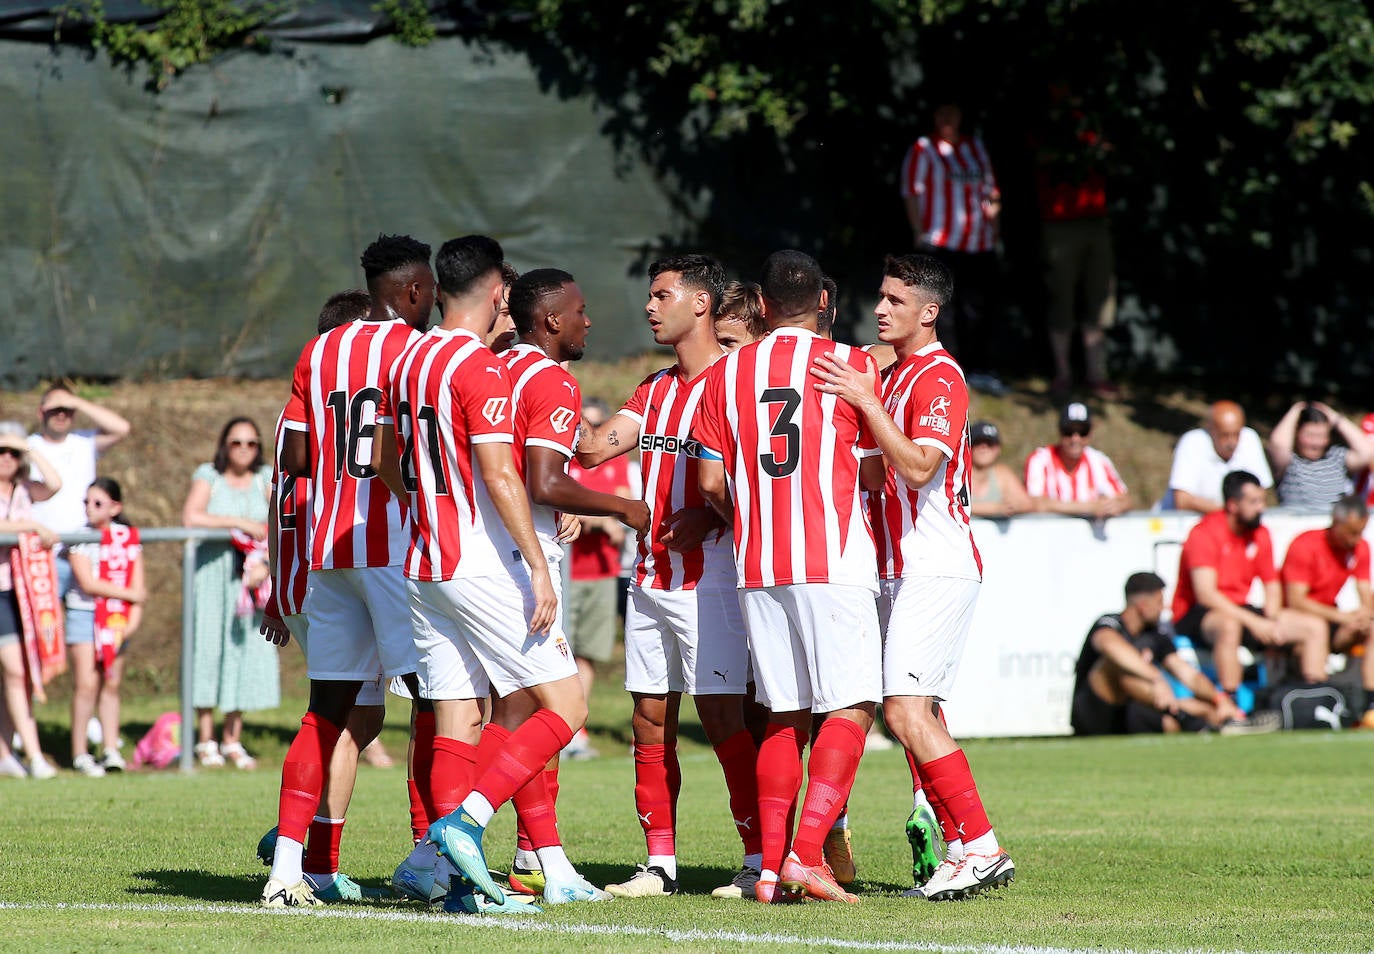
[5,667,1374,954]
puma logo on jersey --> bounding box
[484,365,503,376]
[956,822,966,837]
[937,376,955,391]
[734,816,753,831]
[561,380,577,395]
[713,669,728,681]
[637,811,653,827]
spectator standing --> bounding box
[899,101,1007,395]
[1032,82,1117,399]
[1168,401,1273,513]
[1024,403,1132,518]
[63,477,145,776]
[967,421,1033,518]
[564,397,634,761]
[1269,401,1374,509]
[182,416,279,769]
[0,423,60,779]
[1171,471,1327,698]
[1279,496,1374,727]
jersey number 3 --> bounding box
[760,387,801,479]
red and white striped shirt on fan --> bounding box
[615,365,730,591]
[498,342,582,558]
[899,134,999,254]
[282,318,418,570]
[695,328,882,591]
[869,343,982,583]
[1024,445,1127,502]
[270,411,309,617]
[377,327,517,582]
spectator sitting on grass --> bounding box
[1167,401,1273,513]
[1268,401,1374,509]
[967,421,1032,518]
[1071,572,1275,735]
[1024,402,1132,518]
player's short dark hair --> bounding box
[1332,495,1369,523]
[359,234,432,285]
[819,274,839,335]
[649,255,726,310]
[760,249,823,319]
[1297,403,1330,429]
[1221,470,1262,503]
[716,281,766,339]
[509,268,575,336]
[212,416,263,474]
[317,289,370,335]
[434,235,505,297]
[884,253,953,308]
[501,262,520,286]
[1124,571,1166,600]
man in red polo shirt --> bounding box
[1281,495,1374,727]
[1172,470,1327,698]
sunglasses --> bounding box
[84,498,110,508]
[43,406,76,417]
[0,447,23,459]
[1059,425,1091,438]
[228,439,260,448]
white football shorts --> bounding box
[623,582,749,696]
[285,612,385,707]
[878,575,980,701]
[740,582,881,713]
[302,566,418,682]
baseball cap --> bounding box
[969,420,1001,445]
[0,420,27,440]
[1059,402,1092,432]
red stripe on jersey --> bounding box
[271,411,309,617]
[283,319,417,570]
[618,366,722,590]
[695,329,879,590]
[385,328,516,582]
[502,343,580,551]
[898,136,998,254]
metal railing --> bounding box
[0,527,232,773]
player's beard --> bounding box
[1236,511,1263,531]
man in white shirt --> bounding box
[1168,401,1272,513]
[28,385,131,593]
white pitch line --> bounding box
[0,901,1261,954]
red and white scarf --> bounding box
[230,529,271,618]
[94,523,141,675]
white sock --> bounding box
[459,793,495,827]
[760,868,778,882]
[303,871,336,890]
[270,836,304,885]
[830,811,848,831]
[535,844,579,882]
[913,788,933,814]
[945,839,965,862]
[513,848,540,871]
[744,852,763,871]
[647,854,677,880]
[965,830,1000,855]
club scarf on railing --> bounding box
[10,533,65,699]
[95,523,141,675]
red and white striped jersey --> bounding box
[1024,445,1127,502]
[282,319,417,570]
[868,344,982,582]
[378,327,517,582]
[271,410,310,617]
[499,342,581,559]
[616,365,731,590]
[695,328,881,591]
[899,135,999,254]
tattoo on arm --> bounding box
[607,429,619,447]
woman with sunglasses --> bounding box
[63,477,145,776]
[182,417,279,769]
[0,422,62,779]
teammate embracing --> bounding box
[696,249,887,904]
[576,255,763,900]
[810,253,1014,901]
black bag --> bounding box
[1269,682,1354,730]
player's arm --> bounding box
[281,428,310,479]
[1161,653,1240,718]
[370,422,407,500]
[810,352,944,489]
[697,456,732,525]
[260,483,290,646]
[475,443,557,635]
[574,411,640,467]
[1090,625,1160,685]
[526,446,649,534]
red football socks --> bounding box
[713,729,762,855]
[755,723,806,875]
[303,816,344,875]
[430,736,478,818]
[278,712,342,843]
[409,710,437,840]
[921,748,992,844]
[474,709,574,813]
[513,761,562,850]
[633,742,678,856]
[791,717,865,866]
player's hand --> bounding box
[554,511,581,544]
[1248,616,1280,645]
[260,612,291,646]
[659,507,719,552]
[1151,680,1177,714]
[527,567,558,636]
[810,352,879,409]
[621,499,651,536]
[238,519,268,541]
